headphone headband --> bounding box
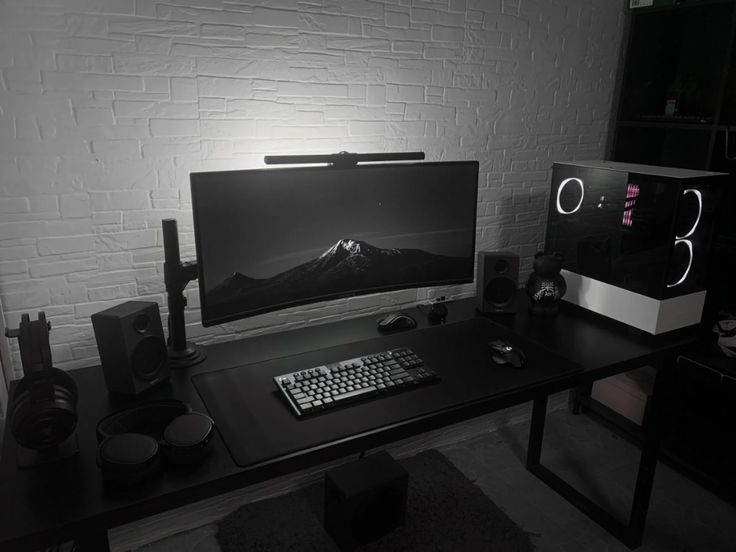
[96,400,191,443]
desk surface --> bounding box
[194,317,581,468]
[0,293,698,551]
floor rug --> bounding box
[217,448,535,551]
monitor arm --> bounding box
[162,218,206,368]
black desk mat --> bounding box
[192,318,582,468]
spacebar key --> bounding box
[333,386,377,402]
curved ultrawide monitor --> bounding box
[191,161,479,327]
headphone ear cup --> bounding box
[50,369,78,420]
[9,379,30,444]
[52,368,78,402]
[161,412,215,466]
[97,433,163,488]
[10,368,78,451]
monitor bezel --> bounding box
[191,160,479,327]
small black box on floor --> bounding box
[324,450,408,551]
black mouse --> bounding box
[488,339,527,369]
[377,312,417,332]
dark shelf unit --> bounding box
[612,1,736,164]
[605,0,736,503]
[612,0,736,320]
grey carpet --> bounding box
[216,448,535,551]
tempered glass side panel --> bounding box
[546,164,688,300]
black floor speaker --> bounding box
[324,451,408,551]
[476,251,519,313]
[91,301,169,396]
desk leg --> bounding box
[568,382,593,414]
[526,361,668,550]
[526,395,548,468]
[626,363,664,548]
[75,529,110,552]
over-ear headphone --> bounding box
[96,399,214,488]
[7,312,78,452]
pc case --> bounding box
[545,160,727,334]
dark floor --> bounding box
[137,407,736,551]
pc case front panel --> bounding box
[664,176,721,299]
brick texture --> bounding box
[0,0,625,377]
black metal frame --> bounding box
[525,357,669,549]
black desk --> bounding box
[0,294,697,551]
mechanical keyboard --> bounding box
[273,347,439,417]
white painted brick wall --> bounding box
[0,0,625,378]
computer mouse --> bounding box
[377,312,417,332]
[488,339,527,369]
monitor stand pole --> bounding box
[162,218,206,369]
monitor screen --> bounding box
[191,161,479,327]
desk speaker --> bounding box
[91,301,169,396]
[324,451,408,551]
[476,251,519,313]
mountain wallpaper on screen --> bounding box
[207,238,471,313]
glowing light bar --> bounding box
[622,183,640,227]
[676,189,702,239]
[667,239,693,288]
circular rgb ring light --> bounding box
[556,177,584,215]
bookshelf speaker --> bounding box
[476,251,519,313]
[91,301,169,396]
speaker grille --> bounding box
[476,252,519,313]
[486,277,517,307]
[132,336,168,381]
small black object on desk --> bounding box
[428,302,448,325]
[489,339,527,369]
[525,252,566,317]
[376,312,417,332]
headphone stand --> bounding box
[6,312,80,468]
[16,433,79,469]
[162,219,206,369]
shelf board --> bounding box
[629,0,736,15]
[618,119,715,131]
